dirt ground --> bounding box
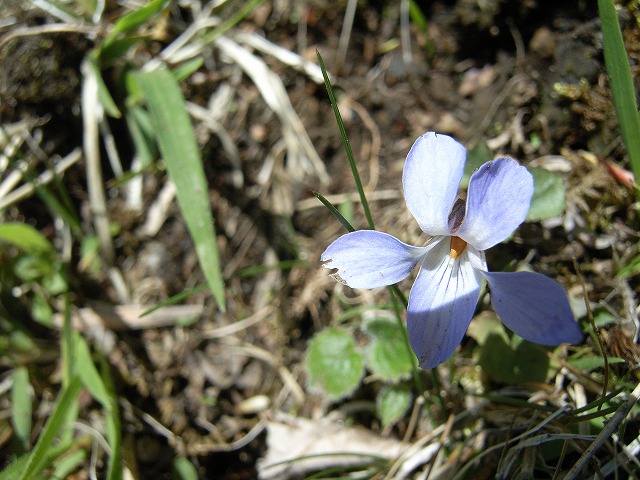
[1,0,639,478]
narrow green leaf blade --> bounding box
[568,356,625,371]
[98,355,123,480]
[0,223,53,255]
[87,56,121,118]
[136,69,226,310]
[317,52,375,230]
[173,57,205,82]
[11,367,31,454]
[313,191,355,232]
[105,0,170,46]
[52,450,88,479]
[18,377,83,480]
[74,334,111,407]
[598,0,640,183]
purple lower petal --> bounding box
[321,230,429,289]
[483,271,583,345]
[407,239,483,369]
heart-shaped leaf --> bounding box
[363,317,414,383]
[376,385,412,428]
[527,167,566,221]
[479,333,550,385]
[305,327,364,400]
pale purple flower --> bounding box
[321,132,582,369]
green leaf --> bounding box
[172,457,199,480]
[42,264,68,295]
[104,0,170,47]
[14,255,53,282]
[617,250,640,278]
[74,334,122,480]
[363,317,414,382]
[74,334,111,407]
[598,0,640,185]
[125,106,155,168]
[526,167,566,221]
[467,313,508,346]
[376,385,412,428]
[461,142,492,189]
[305,327,364,400]
[99,355,123,480]
[314,191,355,233]
[11,367,31,454]
[52,450,87,479]
[18,377,83,480]
[0,223,53,255]
[31,291,54,327]
[136,68,226,311]
[87,56,121,118]
[173,57,205,82]
[479,334,550,385]
[568,356,625,371]
[98,36,145,64]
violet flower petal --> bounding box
[456,158,533,251]
[483,270,583,345]
[320,230,429,289]
[403,132,466,236]
[407,239,483,368]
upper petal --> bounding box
[321,230,429,289]
[406,239,483,369]
[456,158,533,251]
[483,270,583,345]
[403,132,466,236]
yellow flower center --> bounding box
[449,236,467,259]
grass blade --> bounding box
[11,367,31,455]
[136,68,226,311]
[18,377,83,480]
[598,0,640,182]
[97,348,123,480]
[313,191,355,232]
[0,223,53,255]
[104,0,170,48]
[316,52,375,230]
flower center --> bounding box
[449,236,467,259]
